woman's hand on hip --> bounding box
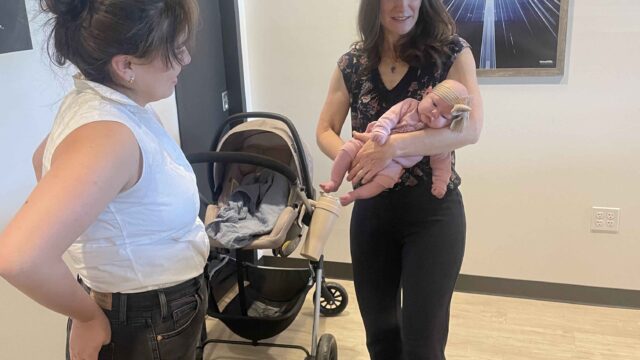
[347,131,395,184]
[69,308,111,360]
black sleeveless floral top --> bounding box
[338,35,470,190]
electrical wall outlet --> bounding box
[591,207,620,233]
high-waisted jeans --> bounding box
[66,273,207,360]
[350,179,466,360]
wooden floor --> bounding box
[202,280,640,360]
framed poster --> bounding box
[443,0,569,77]
[0,0,33,55]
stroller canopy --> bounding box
[213,119,314,195]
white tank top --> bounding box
[42,75,209,293]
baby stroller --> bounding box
[187,112,349,360]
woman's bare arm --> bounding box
[0,121,140,322]
[316,66,351,160]
[32,135,49,182]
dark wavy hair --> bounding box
[40,0,199,85]
[357,0,456,73]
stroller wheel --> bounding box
[315,333,338,360]
[316,282,349,317]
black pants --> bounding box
[66,274,207,360]
[350,181,466,360]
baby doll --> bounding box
[320,79,471,206]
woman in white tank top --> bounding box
[0,1,210,359]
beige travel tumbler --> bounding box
[300,194,341,261]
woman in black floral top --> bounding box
[316,0,483,359]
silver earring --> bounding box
[127,75,135,85]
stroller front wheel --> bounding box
[316,282,349,317]
[315,333,338,360]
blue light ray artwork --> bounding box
[443,0,565,73]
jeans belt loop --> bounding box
[119,293,127,324]
[158,290,168,320]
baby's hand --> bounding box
[370,131,387,145]
[352,131,372,142]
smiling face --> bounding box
[379,0,422,39]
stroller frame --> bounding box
[187,112,346,359]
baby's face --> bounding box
[417,93,453,124]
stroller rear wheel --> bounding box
[315,333,338,360]
[315,281,349,317]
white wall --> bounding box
[240,0,640,291]
[0,1,180,358]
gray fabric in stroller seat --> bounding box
[206,168,289,248]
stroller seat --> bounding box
[202,120,312,256]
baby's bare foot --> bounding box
[320,181,338,193]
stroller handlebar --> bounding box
[186,151,299,186]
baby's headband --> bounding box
[431,82,466,106]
